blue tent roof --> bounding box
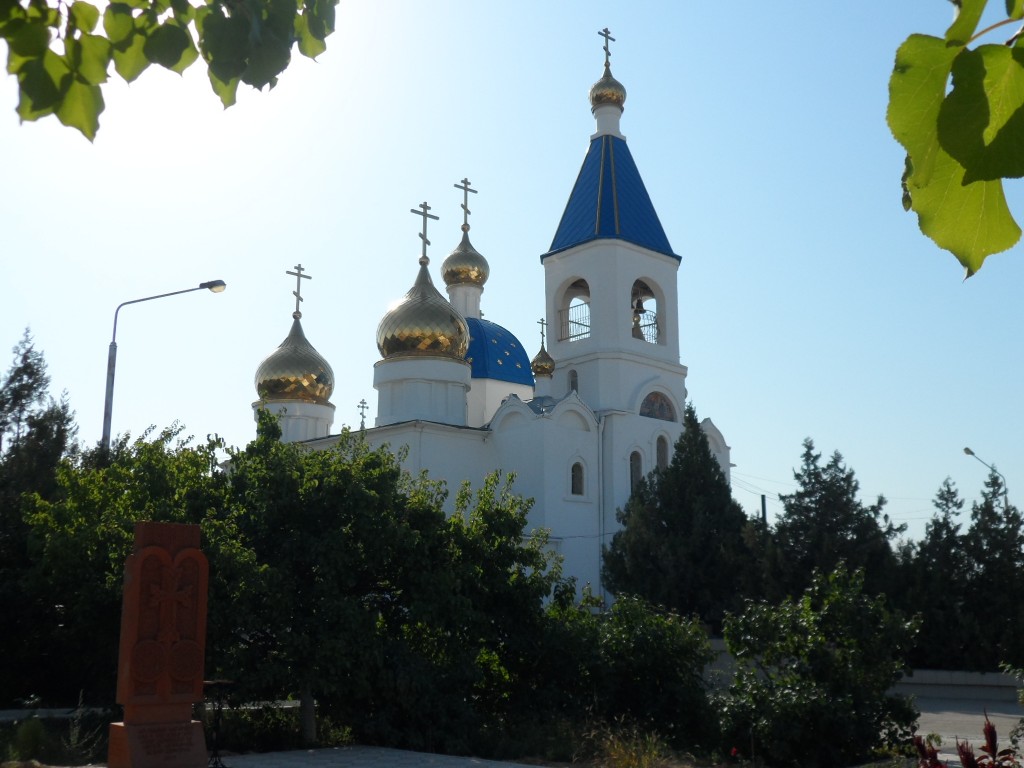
[542,135,678,261]
[464,318,534,386]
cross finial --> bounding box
[286,264,312,319]
[454,177,477,233]
[358,398,368,430]
[538,317,547,347]
[598,27,615,67]
[410,202,439,265]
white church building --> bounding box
[252,36,731,599]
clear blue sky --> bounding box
[2,2,1021,541]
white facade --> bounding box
[264,54,732,600]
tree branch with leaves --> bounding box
[0,0,337,139]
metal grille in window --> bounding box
[559,302,591,341]
[632,310,659,343]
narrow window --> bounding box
[571,462,584,495]
[630,279,660,343]
[630,451,642,491]
[657,436,669,470]
[559,279,591,341]
[568,369,579,393]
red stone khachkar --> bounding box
[108,522,209,768]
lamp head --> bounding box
[964,447,975,456]
[201,280,227,293]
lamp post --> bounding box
[102,280,226,451]
[963,446,1011,511]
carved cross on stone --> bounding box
[410,202,439,265]
[286,263,312,319]
[598,27,615,66]
[150,565,193,645]
[454,177,477,233]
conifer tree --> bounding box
[904,478,971,668]
[602,403,756,630]
[770,439,901,600]
[961,469,1024,669]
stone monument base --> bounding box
[108,720,207,768]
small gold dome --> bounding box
[442,230,490,288]
[377,259,470,359]
[255,316,335,404]
[589,62,626,112]
[531,343,555,377]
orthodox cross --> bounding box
[454,177,477,233]
[410,202,438,264]
[286,263,311,319]
[538,317,547,347]
[598,27,615,66]
[358,398,368,430]
[150,565,193,645]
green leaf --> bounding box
[294,13,325,59]
[56,76,103,140]
[200,9,250,81]
[207,67,238,107]
[111,29,149,81]
[103,3,133,44]
[908,146,1020,275]
[302,0,334,43]
[939,44,1024,182]
[143,20,192,70]
[1008,0,1024,19]
[16,49,69,121]
[8,19,50,58]
[946,0,987,45]
[69,1,99,33]
[69,32,111,85]
[888,34,960,188]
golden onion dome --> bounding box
[442,230,490,288]
[531,343,555,377]
[377,257,470,359]
[254,315,335,405]
[589,62,626,112]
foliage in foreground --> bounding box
[719,565,919,768]
[0,0,337,139]
[889,1,1024,275]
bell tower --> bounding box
[540,29,687,416]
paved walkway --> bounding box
[223,746,541,767]
[917,695,1024,761]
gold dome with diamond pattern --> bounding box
[377,257,470,359]
[255,314,335,404]
[442,230,490,288]
[589,61,626,112]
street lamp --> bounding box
[963,446,1011,511]
[101,280,226,451]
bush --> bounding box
[719,565,918,767]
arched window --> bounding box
[629,451,642,491]
[657,436,669,470]
[640,392,675,421]
[559,279,591,341]
[630,279,659,343]
[571,462,584,495]
[568,369,579,393]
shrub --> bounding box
[720,565,918,767]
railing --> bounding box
[559,303,591,341]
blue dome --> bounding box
[464,318,534,386]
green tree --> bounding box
[770,439,902,600]
[602,402,758,631]
[960,468,1024,670]
[0,331,79,707]
[888,0,1024,275]
[1,0,337,139]
[903,477,972,669]
[11,424,232,705]
[720,565,918,768]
